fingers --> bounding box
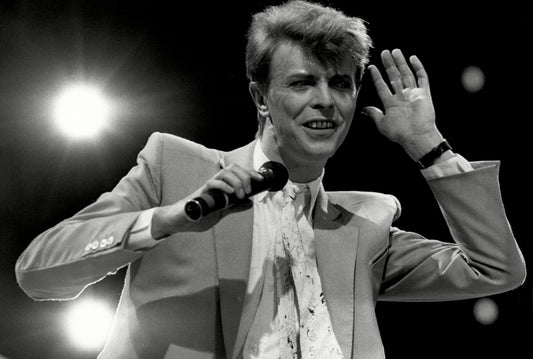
[375,49,428,92]
[368,64,392,100]
[391,49,416,88]
[362,106,384,125]
[207,164,264,199]
[409,55,430,90]
[381,50,404,93]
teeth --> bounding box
[307,121,335,129]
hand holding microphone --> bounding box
[185,161,289,221]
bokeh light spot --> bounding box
[64,299,114,351]
[473,297,499,325]
[462,66,485,93]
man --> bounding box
[15,1,526,358]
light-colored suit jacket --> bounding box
[15,132,526,359]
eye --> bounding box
[331,78,353,90]
[290,79,314,90]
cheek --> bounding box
[280,100,307,120]
[268,96,307,128]
[270,89,308,112]
[337,94,358,117]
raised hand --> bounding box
[364,49,445,160]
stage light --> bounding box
[64,298,114,351]
[53,83,110,139]
[461,66,485,93]
[473,297,499,325]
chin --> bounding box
[302,145,337,162]
[309,137,341,153]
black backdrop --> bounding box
[1,1,531,358]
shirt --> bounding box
[242,141,325,358]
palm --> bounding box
[379,87,435,143]
[365,49,442,159]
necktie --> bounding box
[275,183,344,359]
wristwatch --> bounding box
[416,140,452,169]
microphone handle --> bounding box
[184,176,275,221]
[184,161,288,221]
[184,189,233,221]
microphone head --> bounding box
[258,161,289,191]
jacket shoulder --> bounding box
[145,132,222,166]
[328,191,401,224]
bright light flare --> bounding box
[53,83,110,139]
[64,299,115,351]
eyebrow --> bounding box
[285,73,314,80]
[331,73,353,81]
[285,72,352,80]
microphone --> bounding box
[184,161,289,221]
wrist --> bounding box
[415,140,453,169]
[151,204,185,240]
[401,130,445,160]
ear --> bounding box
[249,82,270,118]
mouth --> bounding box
[302,119,337,130]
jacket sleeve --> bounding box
[15,132,165,301]
[378,161,526,301]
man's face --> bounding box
[262,42,358,170]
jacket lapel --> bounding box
[314,187,358,359]
[213,141,258,359]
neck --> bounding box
[286,161,324,183]
[260,138,325,183]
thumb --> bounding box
[362,106,384,125]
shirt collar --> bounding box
[252,140,323,211]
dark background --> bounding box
[1,1,531,358]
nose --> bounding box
[311,83,334,111]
